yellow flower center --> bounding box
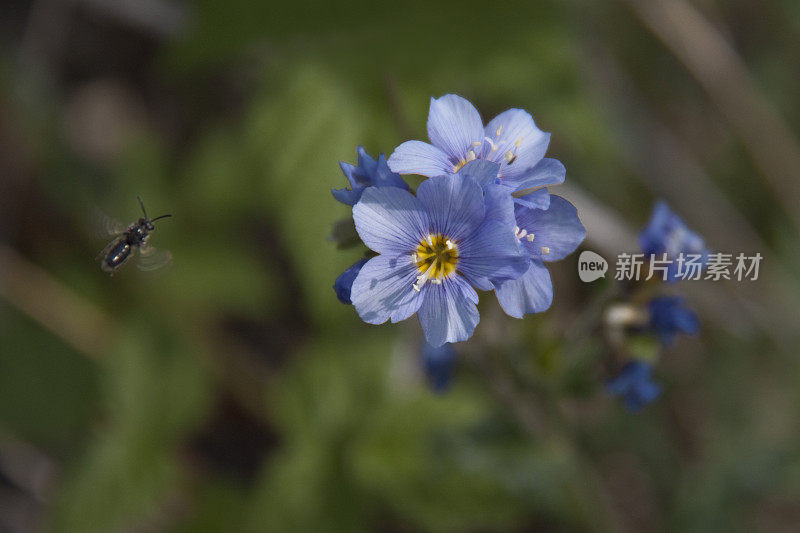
[412,234,459,291]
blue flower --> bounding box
[350,172,528,346]
[493,192,586,318]
[388,94,565,193]
[332,146,409,206]
[333,258,369,304]
[440,159,585,318]
[606,361,662,411]
[422,341,456,393]
[649,296,699,346]
[639,201,709,282]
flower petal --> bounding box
[513,188,551,211]
[334,147,409,206]
[355,145,378,178]
[494,260,553,318]
[457,159,501,189]
[418,276,479,346]
[373,153,410,190]
[510,158,566,192]
[416,174,484,242]
[350,255,425,324]
[458,196,529,290]
[331,186,362,206]
[353,186,429,255]
[427,94,484,161]
[422,341,457,393]
[516,195,586,261]
[387,140,455,177]
[483,109,550,182]
[334,258,368,304]
[483,183,518,226]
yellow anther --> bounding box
[412,234,459,290]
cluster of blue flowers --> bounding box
[333,95,586,349]
[607,202,705,411]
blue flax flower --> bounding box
[388,94,565,193]
[438,159,585,318]
[639,201,708,282]
[333,146,408,206]
[493,190,586,318]
[606,361,662,411]
[422,341,456,393]
[649,296,699,346]
[333,258,368,304]
[350,173,527,346]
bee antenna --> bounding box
[151,214,172,223]
[137,196,148,219]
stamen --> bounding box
[471,140,482,147]
[541,246,550,255]
[514,137,523,148]
[505,151,515,163]
[413,265,434,291]
[412,234,459,290]
[526,233,535,242]
[484,137,498,152]
[496,125,503,136]
[465,150,476,163]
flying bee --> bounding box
[96,196,172,275]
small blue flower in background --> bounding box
[639,201,709,281]
[606,361,662,411]
[422,341,456,393]
[349,172,527,347]
[332,146,409,206]
[387,94,566,193]
[649,296,699,346]
[333,258,368,304]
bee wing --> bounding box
[136,241,173,272]
[92,207,127,238]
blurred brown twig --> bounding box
[0,243,114,361]
[620,0,800,235]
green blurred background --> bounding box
[2,0,800,531]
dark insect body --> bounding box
[97,196,172,275]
